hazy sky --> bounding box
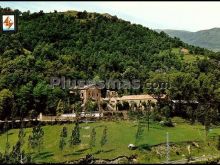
[1,1,220,32]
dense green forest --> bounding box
[1,7,220,122]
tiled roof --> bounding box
[103,94,167,101]
[119,94,156,100]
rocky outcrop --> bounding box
[66,154,137,164]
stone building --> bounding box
[70,84,102,109]
[180,48,189,55]
[103,91,166,111]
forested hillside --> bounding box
[156,28,220,52]
[0,7,220,121]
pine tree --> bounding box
[10,141,21,163]
[100,126,107,147]
[135,121,144,145]
[89,128,96,149]
[59,127,68,151]
[63,126,68,138]
[69,123,81,146]
[28,124,44,152]
[12,124,26,163]
[59,136,66,151]
[18,123,26,147]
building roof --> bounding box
[118,94,156,101]
[181,48,189,54]
[102,93,167,102]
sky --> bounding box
[0,1,220,32]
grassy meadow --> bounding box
[0,117,220,163]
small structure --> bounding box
[119,94,157,105]
[106,90,118,98]
[70,84,101,105]
[70,87,167,112]
[128,144,137,150]
[61,112,102,118]
[70,84,102,111]
[180,48,189,55]
[103,92,167,111]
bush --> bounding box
[160,118,174,127]
[151,112,162,122]
[138,144,151,151]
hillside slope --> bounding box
[0,9,209,82]
[0,7,217,118]
[156,28,220,52]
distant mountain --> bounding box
[155,28,220,52]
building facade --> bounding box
[70,84,102,106]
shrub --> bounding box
[138,144,151,151]
[160,118,174,127]
[151,112,163,122]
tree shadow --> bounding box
[33,151,54,159]
[41,153,54,159]
[93,150,101,155]
[76,148,90,153]
[92,148,115,155]
[102,148,115,153]
[149,126,163,130]
[137,144,152,151]
[64,152,83,157]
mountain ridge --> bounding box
[155,28,220,52]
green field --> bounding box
[0,118,220,163]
